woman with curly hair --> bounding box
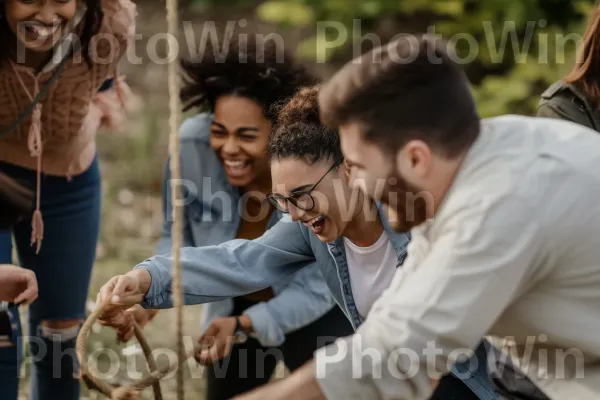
[98,84,495,400]
[99,34,355,399]
[0,0,136,399]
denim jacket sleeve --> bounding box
[242,263,336,347]
[135,217,317,309]
[156,156,195,255]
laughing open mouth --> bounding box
[223,159,251,178]
[20,21,61,42]
[303,215,325,234]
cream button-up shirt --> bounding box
[315,115,600,399]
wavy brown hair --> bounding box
[564,3,600,107]
[268,85,343,164]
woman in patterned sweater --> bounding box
[0,1,136,399]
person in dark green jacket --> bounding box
[537,80,600,130]
[537,5,600,130]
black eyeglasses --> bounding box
[267,159,343,213]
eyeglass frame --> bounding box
[266,159,344,213]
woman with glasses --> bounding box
[99,36,354,400]
[97,85,494,400]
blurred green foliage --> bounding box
[186,0,244,12]
[250,0,597,117]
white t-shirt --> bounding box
[343,231,398,320]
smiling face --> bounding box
[270,157,358,243]
[4,0,77,53]
[210,95,272,189]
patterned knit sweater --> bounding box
[0,0,136,177]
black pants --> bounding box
[205,297,354,400]
[431,374,483,400]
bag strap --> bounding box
[0,52,71,140]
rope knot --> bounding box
[31,209,43,254]
[28,104,43,157]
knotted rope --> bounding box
[76,298,197,400]
[76,0,185,397]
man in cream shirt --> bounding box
[233,35,600,400]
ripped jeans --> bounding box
[0,156,101,400]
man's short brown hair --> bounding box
[318,34,480,158]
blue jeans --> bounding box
[0,156,101,400]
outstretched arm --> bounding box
[137,217,316,308]
[312,194,542,400]
[233,193,543,400]
[96,217,316,312]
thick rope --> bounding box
[77,298,199,399]
[77,297,167,399]
[76,0,185,397]
[165,0,185,398]
[133,322,163,400]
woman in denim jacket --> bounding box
[99,86,496,399]
[103,36,354,399]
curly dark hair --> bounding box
[0,0,104,67]
[180,33,317,122]
[268,85,343,164]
